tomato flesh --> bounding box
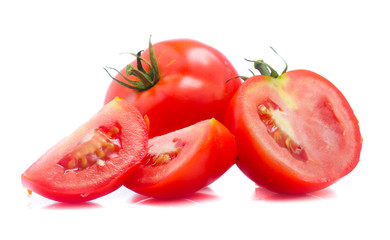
[224,70,362,194]
[124,118,237,199]
[21,98,148,202]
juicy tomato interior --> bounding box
[225,70,362,194]
[257,98,308,162]
[21,98,148,202]
[57,124,122,171]
[141,137,185,168]
[124,118,237,199]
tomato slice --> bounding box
[224,70,362,194]
[123,118,237,199]
[21,98,148,203]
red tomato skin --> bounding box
[224,70,362,194]
[104,39,241,137]
[21,98,149,203]
[124,119,237,199]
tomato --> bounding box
[104,38,241,137]
[124,118,237,199]
[224,59,362,194]
[21,98,148,203]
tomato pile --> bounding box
[21,38,362,202]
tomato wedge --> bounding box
[21,98,148,203]
[224,59,362,194]
[124,118,237,199]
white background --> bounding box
[1,0,389,239]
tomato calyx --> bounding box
[247,47,288,78]
[226,47,288,83]
[104,36,160,92]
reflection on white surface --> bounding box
[129,187,220,207]
[23,183,339,210]
[253,187,337,201]
[44,201,103,210]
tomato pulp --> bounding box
[21,98,149,202]
[124,118,237,199]
[225,67,362,194]
[104,38,241,137]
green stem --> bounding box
[105,36,160,92]
[253,60,271,76]
[244,47,288,79]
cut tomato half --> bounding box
[225,68,362,194]
[124,118,237,199]
[21,98,148,203]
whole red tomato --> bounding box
[224,57,362,194]
[104,38,241,137]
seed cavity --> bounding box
[258,99,308,162]
[57,124,122,172]
[142,137,185,167]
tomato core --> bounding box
[57,124,122,171]
[141,137,185,167]
[257,98,308,162]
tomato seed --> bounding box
[108,126,120,136]
[80,156,88,168]
[155,154,171,164]
[105,142,115,151]
[67,159,76,169]
[273,130,284,146]
[96,148,105,158]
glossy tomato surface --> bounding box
[224,70,362,194]
[21,98,148,203]
[104,39,241,137]
[124,118,237,199]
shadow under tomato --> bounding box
[253,186,336,202]
[129,187,220,206]
[44,201,103,210]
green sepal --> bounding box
[270,47,288,75]
[103,67,144,90]
[105,36,161,92]
[251,59,280,78]
[238,47,289,80]
[148,36,160,83]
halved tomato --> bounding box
[224,60,362,194]
[124,118,237,199]
[21,98,148,203]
